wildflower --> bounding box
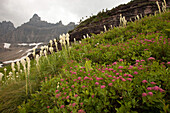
[108,83,113,86]
[78,109,85,113]
[112,79,115,82]
[47,106,50,109]
[150,82,156,85]
[147,87,152,90]
[148,92,153,96]
[119,59,123,62]
[82,85,86,88]
[134,71,138,75]
[80,103,83,106]
[124,74,127,77]
[167,62,170,65]
[56,94,60,98]
[118,66,124,69]
[92,95,95,98]
[55,90,59,93]
[66,96,69,99]
[126,78,132,81]
[60,105,65,109]
[128,74,133,77]
[142,80,148,83]
[61,79,64,81]
[0,73,4,81]
[116,73,119,75]
[141,59,145,62]
[69,89,72,91]
[142,93,147,97]
[84,76,89,80]
[152,86,159,91]
[72,103,76,107]
[121,78,126,81]
[112,62,117,65]
[136,60,140,63]
[108,75,112,78]
[75,94,78,97]
[73,79,77,81]
[148,57,155,61]
[71,85,75,88]
[78,77,81,80]
[101,85,106,89]
[95,82,99,85]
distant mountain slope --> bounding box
[69,0,170,41]
[0,14,76,43]
[0,21,15,37]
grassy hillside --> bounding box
[0,11,170,113]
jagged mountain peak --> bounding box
[29,14,41,23]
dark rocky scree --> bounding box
[0,14,76,43]
[69,0,170,41]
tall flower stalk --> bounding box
[21,59,28,96]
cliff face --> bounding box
[0,21,15,38]
[0,14,76,43]
[69,0,170,41]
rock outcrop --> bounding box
[69,0,170,41]
[0,21,15,38]
[0,14,76,43]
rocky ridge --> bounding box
[0,14,76,43]
[69,0,170,41]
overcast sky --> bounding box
[0,0,131,27]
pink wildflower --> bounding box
[75,94,78,97]
[84,76,89,80]
[112,62,117,65]
[118,66,124,69]
[128,74,133,78]
[60,105,65,109]
[108,83,113,86]
[72,103,76,107]
[78,109,85,113]
[119,59,123,62]
[126,78,132,81]
[121,78,126,81]
[66,96,69,99]
[136,60,140,63]
[82,85,86,88]
[116,73,119,75]
[148,57,155,61]
[142,80,148,83]
[95,82,99,85]
[142,93,147,97]
[61,79,64,81]
[55,90,59,93]
[101,85,106,89]
[112,79,115,82]
[167,62,170,65]
[148,92,153,96]
[92,95,95,98]
[71,85,75,88]
[152,86,159,91]
[56,94,60,98]
[80,103,83,106]
[141,59,145,62]
[47,106,50,109]
[147,87,152,90]
[134,71,138,75]
[78,77,81,80]
[124,74,127,77]
[73,79,77,81]
[108,75,112,78]
[150,82,156,85]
